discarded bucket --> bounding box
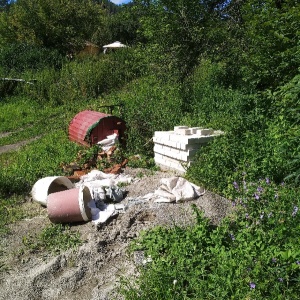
[31,176,74,206]
[47,186,93,223]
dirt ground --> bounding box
[0,167,231,300]
[0,132,41,154]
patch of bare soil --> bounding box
[0,136,41,154]
[0,168,231,300]
[0,132,12,139]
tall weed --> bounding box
[123,181,300,299]
[0,43,63,74]
[182,60,259,133]
[112,76,183,156]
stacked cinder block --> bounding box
[153,126,224,174]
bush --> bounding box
[185,68,300,192]
[123,180,300,299]
[27,48,141,105]
[182,60,260,133]
[270,74,300,185]
[113,76,183,156]
[0,43,64,74]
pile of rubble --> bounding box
[31,168,205,226]
[61,145,128,181]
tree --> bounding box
[0,0,11,12]
[240,0,300,90]
[0,0,106,53]
[131,0,233,78]
[108,4,140,45]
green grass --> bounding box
[22,223,82,254]
[0,96,86,238]
[123,180,300,299]
[0,53,299,299]
[0,96,78,146]
[0,195,29,237]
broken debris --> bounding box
[154,177,205,203]
[31,176,74,206]
[31,168,205,225]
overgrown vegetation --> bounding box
[22,223,82,254]
[124,181,300,299]
[0,0,299,297]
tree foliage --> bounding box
[130,0,233,77]
[240,0,300,90]
[0,0,11,12]
[0,0,106,53]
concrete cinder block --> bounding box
[190,127,203,134]
[154,145,166,156]
[197,129,214,136]
[153,126,224,173]
[154,137,182,149]
[154,135,214,151]
[163,148,175,158]
[169,133,202,144]
[174,126,189,132]
[154,152,164,160]
[155,144,197,162]
[175,128,192,135]
[182,149,199,161]
[155,156,187,174]
[152,136,160,144]
[176,138,213,150]
[154,131,173,140]
[169,134,188,143]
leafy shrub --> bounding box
[123,180,300,299]
[186,126,295,195]
[240,2,300,91]
[186,134,241,194]
[0,43,64,74]
[270,74,300,185]
[182,60,262,133]
[24,68,60,105]
[113,76,183,156]
[185,70,300,192]
[28,48,141,105]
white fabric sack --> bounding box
[155,177,205,203]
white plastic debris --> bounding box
[105,186,124,202]
[114,203,127,213]
[92,187,106,201]
[97,133,118,151]
[154,189,176,202]
[83,179,115,191]
[88,201,117,224]
[142,193,155,201]
[76,170,132,189]
[36,169,205,226]
[77,170,115,184]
